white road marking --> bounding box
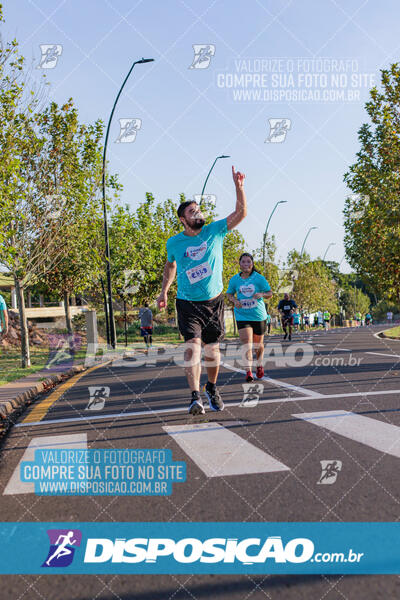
[221,362,323,397]
[3,433,87,495]
[163,422,289,476]
[335,348,351,352]
[292,410,400,458]
[367,352,400,359]
[13,389,400,429]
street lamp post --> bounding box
[262,200,287,268]
[200,155,230,204]
[300,226,318,256]
[323,242,336,261]
[102,57,154,349]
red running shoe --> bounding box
[245,371,254,382]
[256,366,264,379]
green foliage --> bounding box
[340,287,371,318]
[286,253,339,314]
[222,229,246,290]
[35,101,114,301]
[371,298,399,321]
[344,64,400,301]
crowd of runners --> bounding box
[155,166,377,415]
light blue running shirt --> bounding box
[0,294,6,333]
[167,218,228,301]
[227,271,271,321]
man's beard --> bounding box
[191,217,205,230]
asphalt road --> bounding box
[1,325,400,599]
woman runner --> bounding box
[226,253,272,382]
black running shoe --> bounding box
[283,332,288,340]
[205,382,224,412]
[189,391,205,415]
[288,334,292,341]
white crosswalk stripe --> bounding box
[3,434,88,495]
[292,410,400,458]
[163,422,290,477]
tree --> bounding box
[286,251,338,314]
[35,101,115,334]
[340,287,371,318]
[252,234,281,315]
[0,21,71,366]
[344,63,400,301]
[222,229,246,290]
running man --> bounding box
[139,303,153,349]
[323,309,331,331]
[365,312,372,325]
[303,312,310,332]
[157,166,247,415]
[46,531,77,566]
[277,293,297,341]
[226,253,272,382]
[387,310,393,324]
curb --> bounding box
[373,328,400,341]
[0,364,87,437]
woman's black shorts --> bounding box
[176,294,225,343]
[236,320,267,335]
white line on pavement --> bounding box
[367,352,400,359]
[14,388,400,428]
[163,422,290,476]
[292,410,400,458]
[221,362,324,398]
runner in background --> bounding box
[386,310,393,325]
[0,293,8,342]
[157,166,247,415]
[277,293,297,341]
[323,309,331,331]
[303,312,310,332]
[265,311,272,335]
[365,312,372,325]
[226,253,272,381]
[293,309,300,332]
[139,303,153,350]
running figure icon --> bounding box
[45,531,77,566]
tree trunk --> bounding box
[64,290,73,336]
[14,277,31,368]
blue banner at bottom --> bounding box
[0,522,398,574]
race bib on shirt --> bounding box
[239,284,255,297]
[240,298,257,309]
[186,261,212,284]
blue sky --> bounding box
[4,0,400,271]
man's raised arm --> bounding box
[227,165,247,231]
[157,260,177,310]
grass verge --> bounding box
[382,325,400,339]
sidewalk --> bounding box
[0,360,87,434]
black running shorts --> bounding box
[236,320,267,335]
[282,315,294,327]
[176,293,225,344]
